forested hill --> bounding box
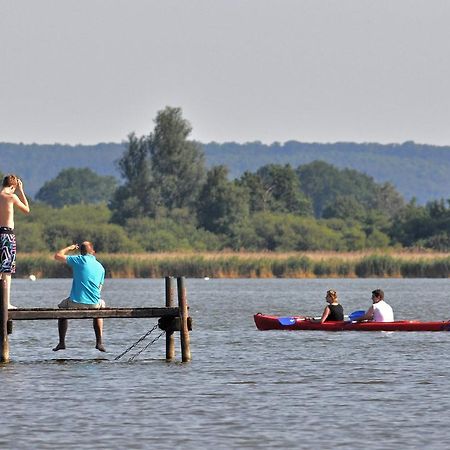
[1,140,449,203]
[205,141,450,203]
[0,142,125,198]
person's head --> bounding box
[326,289,338,303]
[371,289,384,302]
[2,174,19,191]
[80,241,95,255]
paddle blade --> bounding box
[348,310,365,321]
[278,317,297,326]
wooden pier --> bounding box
[0,276,192,363]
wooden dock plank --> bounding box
[8,307,179,320]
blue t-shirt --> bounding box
[66,254,105,304]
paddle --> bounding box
[348,310,365,321]
[278,317,298,326]
[277,310,366,326]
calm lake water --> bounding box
[2,278,450,449]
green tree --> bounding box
[373,182,405,218]
[246,213,344,251]
[235,172,267,213]
[41,221,140,252]
[35,168,117,207]
[297,161,402,219]
[109,133,155,224]
[322,195,366,221]
[149,106,206,210]
[126,217,220,251]
[321,218,368,250]
[15,223,47,252]
[366,229,390,248]
[390,199,450,250]
[389,200,431,247]
[296,161,341,217]
[14,202,141,252]
[197,166,249,235]
[237,165,312,215]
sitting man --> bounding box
[53,241,106,352]
[356,289,394,323]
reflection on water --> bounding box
[2,278,450,449]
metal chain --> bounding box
[114,323,159,361]
[127,330,166,362]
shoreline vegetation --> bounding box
[17,251,450,279]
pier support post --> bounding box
[177,277,191,362]
[0,280,9,363]
[165,276,175,360]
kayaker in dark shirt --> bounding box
[305,289,344,323]
[309,289,344,323]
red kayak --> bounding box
[254,313,450,332]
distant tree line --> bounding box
[2,135,450,203]
[5,107,450,252]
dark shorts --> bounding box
[0,227,16,274]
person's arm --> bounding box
[355,306,374,322]
[54,244,79,263]
[320,306,330,323]
[13,179,30,214]
[99,268,105,292]
[306,306,329,323]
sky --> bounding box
[1,0,450,146]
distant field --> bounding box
[17,251,450,279]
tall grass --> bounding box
[16,252,450,279]
[354,256,402,278]
[400,257,450,278]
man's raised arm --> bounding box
[14,179,30,214]
[54,244,79,263]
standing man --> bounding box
[53,241,106,352]
[0,175,30,309]
[356,289,394,322]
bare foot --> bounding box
[8,305,17,310]
[52,343,66,351]
[96,344,106,352]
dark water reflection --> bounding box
[2,278,450,449]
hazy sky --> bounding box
[2,0,450,145]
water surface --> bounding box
[3,278,450,449]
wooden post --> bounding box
[177,277,191,362]
[0,280,9,363]
[165,276,175,360]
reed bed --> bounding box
[16,251,450,279]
